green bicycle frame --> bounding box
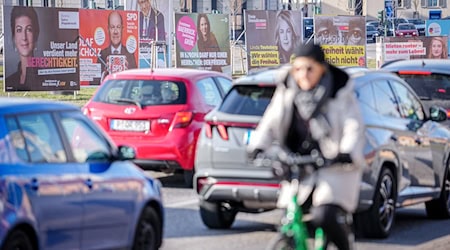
[279,192,325,250]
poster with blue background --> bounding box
[426,20,450,58]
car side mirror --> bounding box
[429,106,447,122]
[118,145,136,160]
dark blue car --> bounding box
[0,98,164,250]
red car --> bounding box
[82,68,232,186]
[395,23,418,37]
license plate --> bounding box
[110,119,150,132]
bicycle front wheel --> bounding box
[266,234,296,250]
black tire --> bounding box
[425,166,450,219]
[183,170,194,188]
[132,206,162,250]
[199,200,237,229]
[266,234,295,250]
[354,168,396,238]
[2,230,33,250]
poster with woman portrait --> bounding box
[426,20,450,58]
[379,36,448,66]
[174,13,230,73]
[313,15,366,67]
[245,10,303,71]
[3,6,80,92]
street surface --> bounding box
[151,172,450,250]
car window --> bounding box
[219,85,275,116]
[6,113,66,163]
[94,79,187,105]
[196,77,222,106]
[304,18,313,26]
[390,80,425,120]
[398,24,415,30]
[372,80,402,118]
[60,112,112,163]
[396,73,450,101]
[366,25,376,31]
[355,82,376,111]
[215,76,232,94]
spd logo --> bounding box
[127,13,138,21]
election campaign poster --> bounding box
[426,19,450,58]
[377,36,448,66]
[125,0,169,68]
[175,13,231,73]
[79,9,139,85]
[314,15,366,67]
[3,6,80,92]
[245,10,303,71]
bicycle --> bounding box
[253,145,327,250]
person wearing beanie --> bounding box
[247,43,365,250]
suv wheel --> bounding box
[199,200,237,229]
[425,166,450,219]
[355,168,396,238]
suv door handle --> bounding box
[84,179,93,189]
[30,178,39,191]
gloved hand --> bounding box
[247,148,264,162]
[334,153,352,164]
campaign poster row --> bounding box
[3,6,231,92]
[244,11,367,71]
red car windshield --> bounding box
[93,79,187,106]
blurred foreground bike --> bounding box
[253,145,326,250]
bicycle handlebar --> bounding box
[253,146,325,169]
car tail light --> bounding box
[398,70,432,75]
[204,123,213,138]
[447,109,450,118]
[196,177,216,193]
[171,111,193,129]
[204,121,257,141]
[438,88,446,93]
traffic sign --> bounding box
[385,0,394,19]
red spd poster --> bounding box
[79,9,139,85]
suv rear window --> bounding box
[219,85,275,116]
[93,80,187,105]
[398,74,450,100]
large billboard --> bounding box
[426,19,450,58]
[174,13,230,73]
[126,0,169,68]
[79,9,139,86]
[378,36,448,66]
[314,15,366,67]
[3,6,80,92]
[245,10,303,71]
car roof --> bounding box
[0,98,79,115]
[104,68,231,82]
[234,65,289,86]
[381,59,450,75]
[233,66,398,88]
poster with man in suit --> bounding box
[79,9,139,85]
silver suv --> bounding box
[194,67,450,239]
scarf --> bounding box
[288,70,334,141]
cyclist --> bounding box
[247,43,365,250]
